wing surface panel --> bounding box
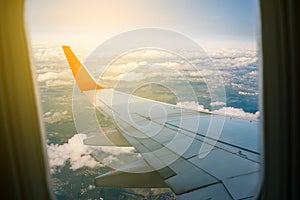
[83,88,261,199]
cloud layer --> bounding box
[37,71,72,87]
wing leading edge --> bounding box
[62,46,261,200]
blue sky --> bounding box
[26,0,259,48]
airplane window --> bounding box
[25,0,262,199]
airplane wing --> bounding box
[62,46,261,200]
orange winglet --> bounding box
[62,46,103,92]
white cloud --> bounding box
[213,107,259,119]
[210,101,226,106]
[88,185,95,190]
[33,48,63,62]
[47,134,136,174]
[43,110,70,124]
[107,62,139,74]
[248,70,258,76]
[157,62,180,68]
[37,71,72,87]
[143,50,174,59]
[47,134,101,173]
[232,57,257,68]
[44,111,52,116]
[209,48,258,70]
[231,83,243,88]
[138,61,148,66]
[115,71,145,82]
[37,71,71,82]
[45,79,72,87]
[176,101,259,120]
[238,91,258,96]
[190,69,215,77]
[176,101,210,112]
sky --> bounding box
[25,0,259,48]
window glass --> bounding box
[26,0,262,199]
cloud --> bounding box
[47,134,101,173]
[102,71,145,82]
[248,70,258,76]
[33,48,64,62]
[156,62,180,68]
[44,79,72,87]
[107,62,139,74]
[210,101,226,106]
[47,134,136,174]
[37,71,71,82]
[238,91,258,96]
[37,71,72,87]
[213,107,260,119]
[176,101,210,112]
[115,71,145,82]
[232,56,257,68]
[209,48,258,70]
[176,101,259,119]
[143,50,174,59]
[103,48,258,84]
[43,110,71,124]
[88,185,95,190]
[190,69,215,77]
[103,61,181,82]
[139,61,148,66]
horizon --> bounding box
[25,0,259,50]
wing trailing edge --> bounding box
[94,159,168,188]
[84,130,132,147]
[62,46,103,92]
